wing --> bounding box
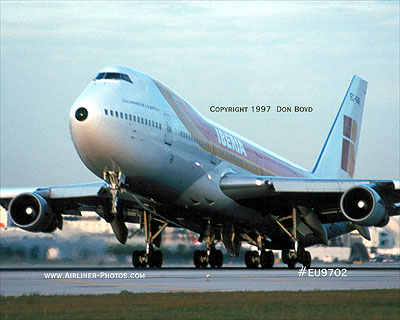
[220,173,400,242]
[0,182,161,238]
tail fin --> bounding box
[312,75,368,178]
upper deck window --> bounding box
[94,72,133,84]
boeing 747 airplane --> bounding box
[1,66,399,268]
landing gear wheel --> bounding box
[209,249,223,268]
[132,250,147,268]
[287,259,297,269]
[302,251,311,269]
[148,250,163,268]
[132,250,140,268]
[139,250,147,268]
[281,250,290,265]
[193,250,209,268]
[200,250,209,268]
[193,250,202,268]
[282,250,297,269]
[245,250,260,268]
[297,246,306,263]
[260,250,274,269]
[154,250,163,268]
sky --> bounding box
[1,1,399,188]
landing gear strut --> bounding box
[103,171,128,244]
[132,210,167,269]
[273,207,312,269]
[103,170,166,268]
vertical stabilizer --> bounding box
[312,75,368,178]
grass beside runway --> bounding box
[1,289,399,319]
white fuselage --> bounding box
[69,66,311,233]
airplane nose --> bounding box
[70,100,102,128]
[75,107,89,122]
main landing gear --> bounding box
[193,221,224,268]
[244,235,275,269]
[281,247,312,269]
[193,248,224,268]
[272,207,312,269]
[132,247,163,268]
[132,210,167,269]
[243,250,275,269]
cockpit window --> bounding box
[95,73,106,80]
[120,73,133,83]
[94,72,133,84]
[105,72,120,80]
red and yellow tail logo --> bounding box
[341,115,358,177]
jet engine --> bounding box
[8,193,61,232]
[340,184,389,227]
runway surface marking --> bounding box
[45,278,221,292]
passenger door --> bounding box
[164,113,172,145]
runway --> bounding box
[1,266,399,296]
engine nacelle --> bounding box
[8,193,59,232]
[340,184,389,227]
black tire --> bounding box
[245,250,259,268]
[297,246,306,263]
[148,251,155,268]
[287,259,296,269]
[200,250,209,268]
[281,250,290,265]
[132,250,140,268]
[215,250,223,268]
[252,251,260,268]
[260,250,274,269]
[302,251,311,269]
[154,250,163,268]
[193,250,201,268]
[209,250,217,268]
[139,250,147,268]
[209,249,223,268]
[245,250,253,268]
